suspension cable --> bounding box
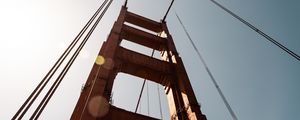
[12,0,109,119]
[134,49,155,113]
[124,0,128,7]
[135,78,146,113]
[162,0,175,22]
[79,62,101,119]
[210,0,300,61]
[30,0,113,119]
[139,99,142,113]
[157,84,163,119]
[146,81,150,115]
[175,12,238,120]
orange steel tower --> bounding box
[71,6,207,120]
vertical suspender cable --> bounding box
[135,79,146,113]
[135,49,155,113]
[146,81,150,115]
[139,99,142,113]
[79,62,101,120]
[210,0,300,61]
[79,59,100,120]
[30,0,113,119]
[175,12,238,120]
[157,84,163,119]
[12,0,109,119]
[162,0,175,22]
[124,0,128,7]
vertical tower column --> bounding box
[71,6,207,120]
[160,22,207,120]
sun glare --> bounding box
[95,55,105,65]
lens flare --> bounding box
[95,55,105,65]
[88,96,110,118]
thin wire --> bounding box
[156,84,163,119]
[79,64,101,120]
[175,12,238,120]
[139,98,142,113]
[124,0,128,7]
[30,0,113,119]
[146,81,150,115]
[162,0,175,22]
[134,49,155,113]
[210,0,300,61]
[135,79,146,113]
[12,0,108,119]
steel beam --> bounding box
[125,11,162,33]
[121,24,167,50]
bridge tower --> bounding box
[71,6,207,120]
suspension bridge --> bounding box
[0,0,299,120]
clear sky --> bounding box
[0,0,299,120]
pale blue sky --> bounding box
[0,0,299,120]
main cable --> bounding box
[12,0,108,119]
[30,0,112,119]
[210,0,300,61]
[175,12,238,120]
[30,0,113,119]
